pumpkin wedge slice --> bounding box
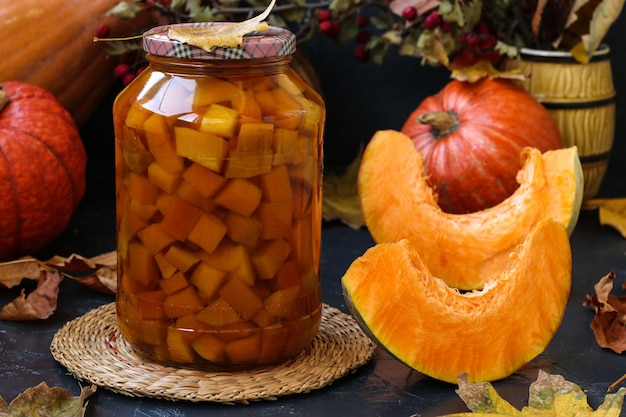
[342,218,572,384]
[358,130,583,290]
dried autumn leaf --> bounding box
[583,271,626,354]
[322,148,365,229]
[0,257,42,288]
[167,0,276,52]
[557,0,625,62]
[441,370,626,417]
[44,251,117,294]
[448,60,526,82]
[0,382,96,417]
[0,251,117,321]
[0,271,63,321]
[582,198,626,238]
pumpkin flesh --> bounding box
[358,130,582,290]
[342,218,572,384]
[401,79,563,214]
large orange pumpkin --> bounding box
[0,0,151,126]
[401,78,563,214]
[0,82,87,259]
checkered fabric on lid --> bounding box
[143,23,296,60]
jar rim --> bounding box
[143,22,296,60]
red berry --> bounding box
[424,11,442,29]
[356,31,371,44]
[122,73,136,86]
[479,33,497,49]
[357,15,369,27]
[317,9,331,21]
[461,32,480,47]
[114,63,130,78]
[95,23,110,38]
[161,0,172,5]
[402,6,417,21]
[477,22,490,35]
[441,21,453,33]
[319,20,340,38]
[353,44,369,62]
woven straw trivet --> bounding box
[50,302,375,404]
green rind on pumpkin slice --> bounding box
[358,130,583,290]
[341,218,572,384]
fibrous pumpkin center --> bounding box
[417,111,459,138]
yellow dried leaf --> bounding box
[322,148,365,229]
[448,60,526,83]
[167,0,276,51]
[0,382,96,416]
[583,198,626,238]
[441,371,626,417]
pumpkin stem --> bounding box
[0,86,9,112]
[418,111,459,137]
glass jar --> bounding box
[113,23,325,369]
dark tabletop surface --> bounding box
[1,154,626,417]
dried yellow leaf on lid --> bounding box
[168,0,276,52]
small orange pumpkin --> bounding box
[401,78,563,214]
[0,81,87,259]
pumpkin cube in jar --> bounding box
[232,91,263,123]
[125,241,160,288]
[163,286,205,318]
[236,123,273,152]
[167,326,196,363]
[219,277,263,320]
[224,150,273,178]
[225,334,261,364]
[127,171,159,206]
[251,239,291,280]
[196,239,248,272]
[213,179,262,217]
[258,165,293,202]
[195,297,242,326]
[258,201,294,240]
[272,129,307,166]
[159,271,189,294]
[223,211,262,247]
[190,333,227,363]
[164,244,200,273]
[143,113,185,174]
[174,127,228,173]
[182,163,227,198]
[187,212,228,254]
[193,77,242,108]
[200,104,239,138]
[148,162,182,193]
[258,325,289,365]
[159,196,203,241]
[190,262,228,301]
[255,88,302,130]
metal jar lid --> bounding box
[143,22,296,60]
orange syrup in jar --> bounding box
[113,24,324,369]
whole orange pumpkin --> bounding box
[401,78,563,214]
[0,81,87,259]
